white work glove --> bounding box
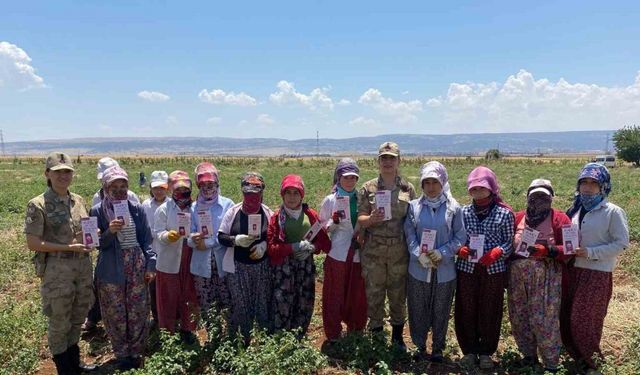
[418,252,433,269]
[249,241,267,260]
[427,249,443,265]
[234,234,255,248]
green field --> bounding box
[1,156,639,374]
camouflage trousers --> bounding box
[40,254,94,355]
[360,235,408,329]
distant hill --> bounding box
[4,131,613,156]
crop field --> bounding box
[0,156,639,374]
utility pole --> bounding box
[605,134,610,154]
[316,131,319,157]
[0,129,5,157]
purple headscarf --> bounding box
[332,158,360,192]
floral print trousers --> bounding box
[98,247,149,359]
[508,259,562,369]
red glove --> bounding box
[527,244,548,257]
[457,246,470,260]
[479,247,503,267]
[332,212,341,224]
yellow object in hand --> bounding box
[167,230,181,243]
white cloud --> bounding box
[206,117,222,125]
[256,113,275,126]
[429,69,640,132]
[426,98,442,108]
[348,116,379,127]
[0,41,45,90]
[98,124,112,131]
[358,88,423,123]
[269,80,335,111]
[338,99,351,106]
[198,89,257,106]
[137,90,170,102]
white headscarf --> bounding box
[417,161,459,228]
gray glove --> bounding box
[293,240,315,261]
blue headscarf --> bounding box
[566,163,611,217]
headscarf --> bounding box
[419,161,452,211]
[525,179,554,228]
[467,166,512,213]
[241,172,265,214]
[332,158,360,192]
[279,174,305,241]
[333,158,359,227]
[100,166,129,221]
[195,162,220,209]
[566,163,611,217]
[169,170,192,209]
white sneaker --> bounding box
[459,354,477,369]
[479,355,494,370]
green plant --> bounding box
[614,125,640,166]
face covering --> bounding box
[108,187,128,201]
[173,190,192,209]
[242,192,262,214]
[580,193,604,211]
[526,195,552,227]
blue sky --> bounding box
[1,1,639,141]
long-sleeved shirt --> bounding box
[153,199,192,274]
[319,193,360,263]
[404,197,465,283]
[187,196,234,278]
[457,204,515,275]
[218,203,273,269]
[570,199,629,272]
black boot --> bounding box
[391,324,406,349]
[52,351,73,375]
[67,344,97,373]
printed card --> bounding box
[176,212,191,237]
[248,214,262,237]
[112,200,130,227]
[303,220,323,242]
[197,210,213,239]
[81,217,99,248]
[562,224,579,255]
[375,190,392,221]
[468,234,485,263]
[516,227,540,257]
[334,196,351,224]
[420,229,437,253]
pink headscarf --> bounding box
[195,162,219,208]
[466,166,512,212]
[100,166,129,221]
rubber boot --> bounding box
[391,324,406,350]
[52,351,73,375]
[67,344,97,373]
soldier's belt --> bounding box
[369,234,403,245]
[53,251,89,259]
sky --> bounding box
[1,0,639,142]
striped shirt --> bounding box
[118,216,140,249]
[456,204,514,275]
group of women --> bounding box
[27,143,629,375]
